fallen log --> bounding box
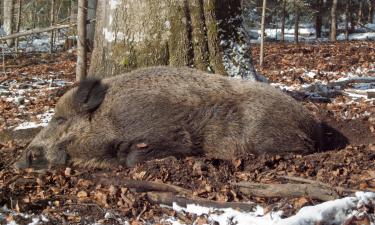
[327,77,375,88]
[0,23,76,41]
[234,182,339,201]
[146,192,256,212]
[99,179,192,196]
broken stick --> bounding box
[233,181,339,201]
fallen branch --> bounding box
[99,179,192,196]
[278,176,357,194]
[0,19,96,42]
[0,23,76,41]
[327,77,375,88]
[233,182,339,201]
[146,192,256,212]
[358,23,375,32]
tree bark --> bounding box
[87,0,97,48]
[3,0,15,46]
[259,0,266,67]
[315,0,323,38]
[50,0,56,53]
[345,0,350,41]
[294,2,299,44]
[15,0,21,51]
[76,0,88,81]
[281,0,286,42]
[358,0,363,25]
[89,0,260,80]
[368,0,374,23]
[330,0,338,42]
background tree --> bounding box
[330,0,338,41]
[3,0,15,46]
[260,0,267,66]
[89,0,261,80]
[76,0,87,81]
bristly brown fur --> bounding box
[15,66,347,169]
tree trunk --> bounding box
[294,3,299,44]
[315,0,323,38]
[70,0,78,23]
[281,0,286,42]
[89,0,260,80]
[87,0,97,48]
[358,0,363,24]
[50,0,55,53]
[3,0,15,46]
[260,0,266,67]
[345,0,350,41]
[15,0,22,51]
[330,0,338,42]
[76,0,88,81]
[368,0,374,23]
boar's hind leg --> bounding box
[119,128,197,167]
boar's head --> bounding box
[14,79,108,170]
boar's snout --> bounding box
[14,145,49,170]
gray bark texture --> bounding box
[87,0,97,46]
[89,0,260,80]
[76,0,88,81]
[3,0,15,46]
[330,0,338,41]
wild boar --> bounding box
[15,66,327,169]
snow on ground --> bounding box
[0,74,72,129]
[160,192,375,225]
[2,192,374,224]
[14,109,54,130]
[0,28,72,53]
[0,206,49,225]
[250,23,375,43]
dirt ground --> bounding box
[0,41,374,224]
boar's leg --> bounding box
[118,128,198,167]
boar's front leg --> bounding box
[117,127,199,167]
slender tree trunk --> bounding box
[87,0,97,49]
[76,0,88,81]
[330,0,338,41]
[50,0,55,53]
[3,0,15,46]
[15,0,22,52]
[358,0,363,24]
[70,0,78,23]
[294,3,299,44]
[89,0,261,80]
[315,0,323,38]
[368,0,374,23]
[260,0,266,67]
[281,0,286,42]
[345,0,350,41]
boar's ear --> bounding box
[73,79,108,113]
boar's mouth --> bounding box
[14,144,70,170]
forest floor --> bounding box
[0,41,374,225]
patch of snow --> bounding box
[171,203,282,225]
[28,218,40,225]
[303,71,316,79]
[14,122,42,130]
[167,192,375,225]
[14,109,54,130]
